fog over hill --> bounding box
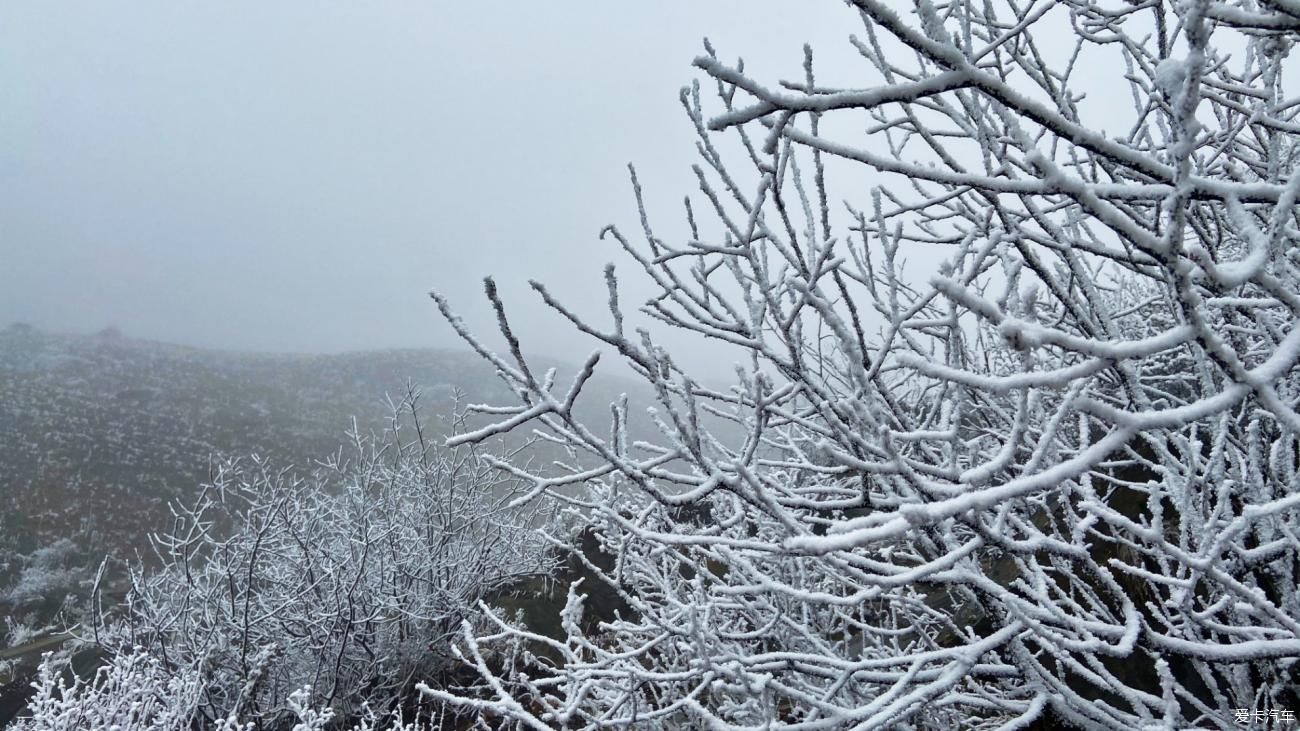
[0,323,646,615]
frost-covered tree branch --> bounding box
[430,2,1300,728]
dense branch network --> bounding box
[428,1,1300,729]
[76,391,557,726]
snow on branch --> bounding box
[427,1,1300,728]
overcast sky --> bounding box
[0,2,862,373]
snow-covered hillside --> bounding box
[0,324,641,630]
[0,326,493,555]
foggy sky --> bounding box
[0,2,858,374]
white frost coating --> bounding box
[1154,57,1190,99]
[418,3,1300,726]
[14,649,444,730]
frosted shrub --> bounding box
[80,393,556,726]
[14,648,443,731]
[12,648,206,731]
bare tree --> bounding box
[82,390,558,726]
[425,1,1300,728]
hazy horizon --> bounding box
[0,3,862,377]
